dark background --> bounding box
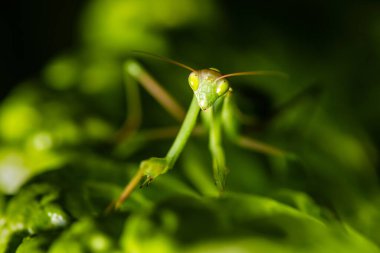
[0,1,85,98]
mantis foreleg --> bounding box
[114,96,200,209]
[209,97,228,191]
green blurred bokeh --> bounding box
[1,0,380,252]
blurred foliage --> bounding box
[1,0,380,252]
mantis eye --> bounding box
[216,79,229,96]
[188,72,199,91]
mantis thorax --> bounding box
[188,68,230,110]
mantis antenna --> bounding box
[132,51,196,72]
[215,71,289,82]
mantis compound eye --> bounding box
[188,72,199,91]
[216,79,229,96]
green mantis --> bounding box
[112,52,287,209]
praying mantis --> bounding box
[111,52,288,210]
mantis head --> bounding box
[188,69,230,110]
[187,67,288,110]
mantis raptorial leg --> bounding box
[209,94,229,191]
[114,96,199,209]
[111,52,289,210]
